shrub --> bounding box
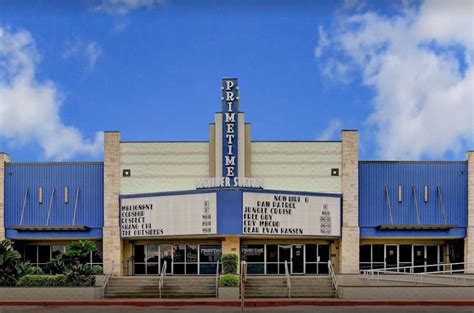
[17,275,66,287]
[218,274,239,287]
[90,265,103,275]
[221,253,238,274]
[46,254,68,274]
[65,240,97,265]
[17,262,43,276]
[65,272,96,287]
[16,274,95,287]
[0,239,21,286]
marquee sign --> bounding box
[222,78,239,179]
[242,192,341,236]
[120,193,217,238]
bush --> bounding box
[0,239,21,286]
[17,262,43,276]
[16,274,95,287]
[65,272,96,287]
[221,253,238,274]
[90,265,103,275]
[65,240,97,265]
[17,275,66,287]
[46,254,68,274]
[219,274,239,287]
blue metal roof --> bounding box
[359,161,467,238]
[4,162,104,239]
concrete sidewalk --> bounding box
[1,299,474,307]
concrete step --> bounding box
[105,276,216,299]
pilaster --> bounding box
[103,131,122,275]
[0,153,10,240]
[339,130,360,274]
[465,151,474,271]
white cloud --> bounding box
[93,0,165,15]
[62,39,102,70]
[314,26,329,58]
[317,119,342,140]
[0,27,103,160]
[316,0,474,159]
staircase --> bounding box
[244,276,336,298]
[105,276,216,298]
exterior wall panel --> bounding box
[359,161,467,238]
[4,163,104,239]
[251,142,342,193]
[120,142,209,194]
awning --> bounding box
[377,224,457,230]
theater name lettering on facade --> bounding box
[222,78,238,178]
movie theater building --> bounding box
[103,78,359,276]
[0,78,472,277]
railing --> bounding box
[327,261,338,298]
[159,261,167,299]
[361,262,474,286]
[240,261,247,313]
[215,260,220,298]
[284,260,291,299]
[102,260,115,299]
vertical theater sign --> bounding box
[222,78,238,179]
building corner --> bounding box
[465,151,474,271]
[0,153,10,241]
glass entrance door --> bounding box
[291,245,304,274]
[426,245,439,272]
[385,245,398,269]
[413,245,425,273]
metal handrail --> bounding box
[102,260,115,298]
[159,261,167,299]
[284,260,291,299]
[362,262,474,286]
[240,261,247,313]
[362,262,474,274]
[215,260,220,298]
[328,261,338,298]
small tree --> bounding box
[0,239,21,286]
[221,253,238,274]
[64,240,97,265]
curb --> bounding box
[1,300,474,307]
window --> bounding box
[241,245,265,275]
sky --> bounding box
[0,0,472,162]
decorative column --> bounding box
[339,130,360,274]
[103,131,122,275]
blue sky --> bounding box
[0,0,472,162]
